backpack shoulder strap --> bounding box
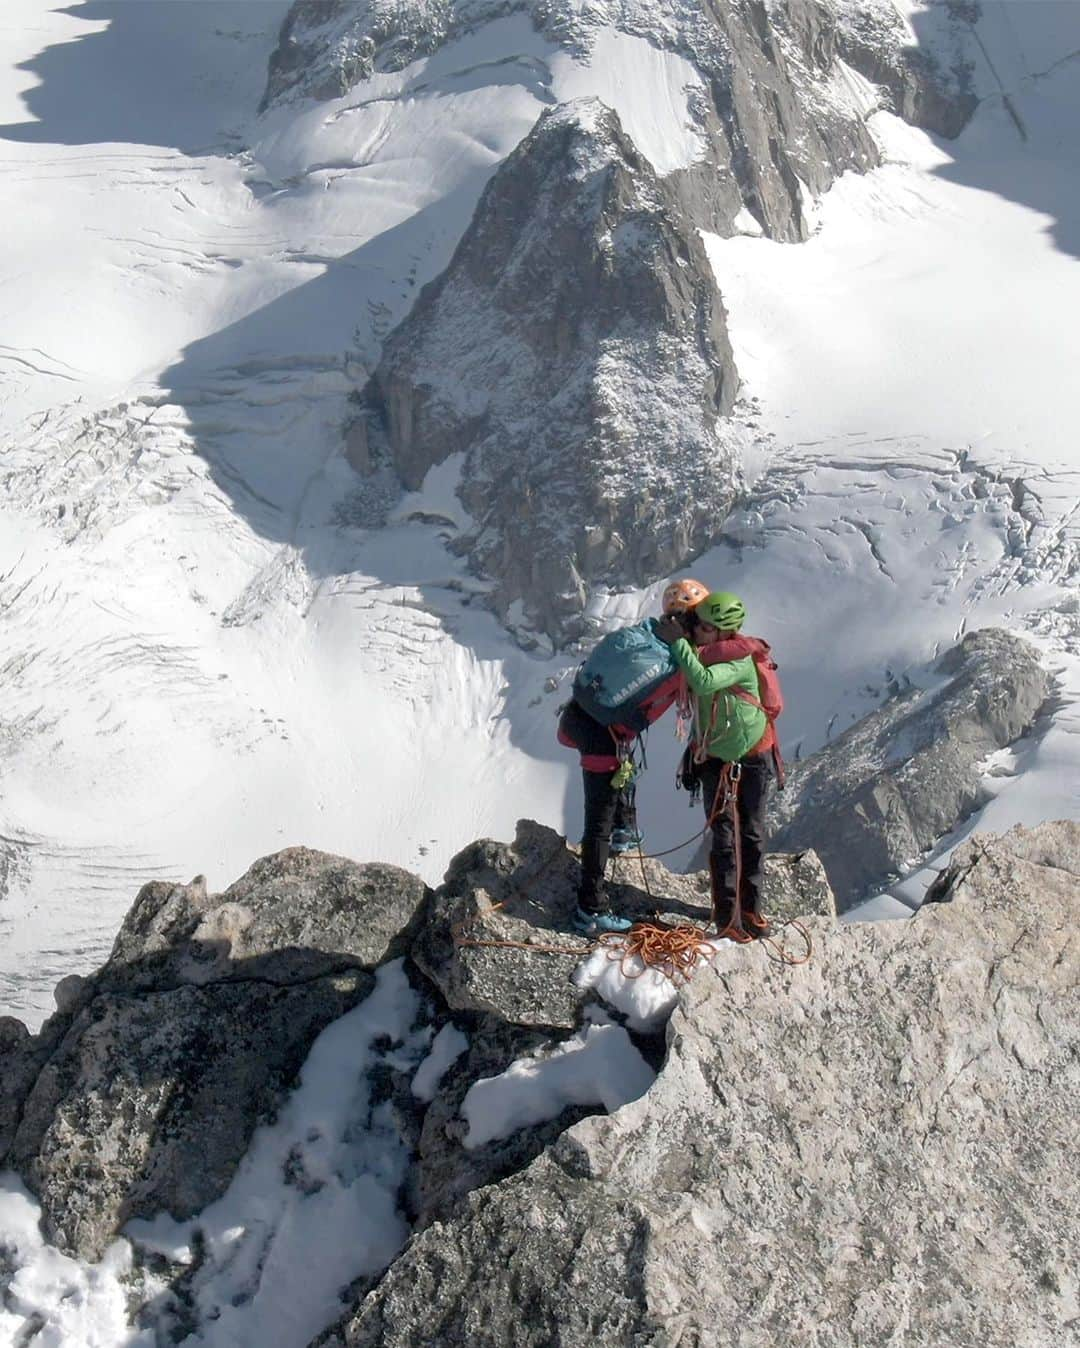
[728,685,765,712]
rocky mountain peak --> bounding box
[258,2,981,644]
[349,96,738,643]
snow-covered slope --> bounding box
[1,0,1078,1034]
[0,1,1079,1343]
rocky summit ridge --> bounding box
[328,820,1080,1348]
[1,816,1077,1346]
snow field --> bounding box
[0,2,727,1029]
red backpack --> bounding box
[694,635,785,786]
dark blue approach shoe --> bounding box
[572,907,633,936]
[609,827,645,855]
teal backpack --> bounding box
[572,621,677,729]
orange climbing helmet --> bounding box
[661,577,710,614]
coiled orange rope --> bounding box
[596,922,716,986]
[598,917,813,983]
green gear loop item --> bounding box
[610,760,636,790]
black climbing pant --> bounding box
[579,767,637,912]
[698,755,771,913]
[558,702,637,913]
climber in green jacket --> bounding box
[656,591,773,942]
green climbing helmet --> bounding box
[695,590,746,632]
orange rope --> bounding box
[455,909,814,982]
[761,918,814,966]
[597,921,715,986]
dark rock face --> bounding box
[327,820,1080,1348]
[354,99,739,642]
[666,0,880,242]
[770,629,1051,909]
[0,1016,38,1162]
[831,0,979,139]
[10,974,370,1261]
[0,849,430,1259]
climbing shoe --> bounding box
[715,922,753,945]
[573,907,633,936]
[741,910,773,939]
[609,827,645,855]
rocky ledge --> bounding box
[0,851,429,1259]
[0,822,830,1263]
[771,628,1052,910]
[327,820,1080,1348]
[1,820,1076,1348]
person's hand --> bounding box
[655,615,685,644]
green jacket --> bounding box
[669,638,766,762]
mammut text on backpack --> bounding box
[572,622,678,730]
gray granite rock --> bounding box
[413,817,834,1031]
[5,826,832,1268]
[405,822,834,1244]
[106,847,429,989]
[9,972,370,1260]
[635,845,837,928]
[352,98,739,644]
[412,819,594,1030]
[925,817,1080,906]
[3,849,429,1260]
[771,628,1051,910]
[328,820,1080,1348]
